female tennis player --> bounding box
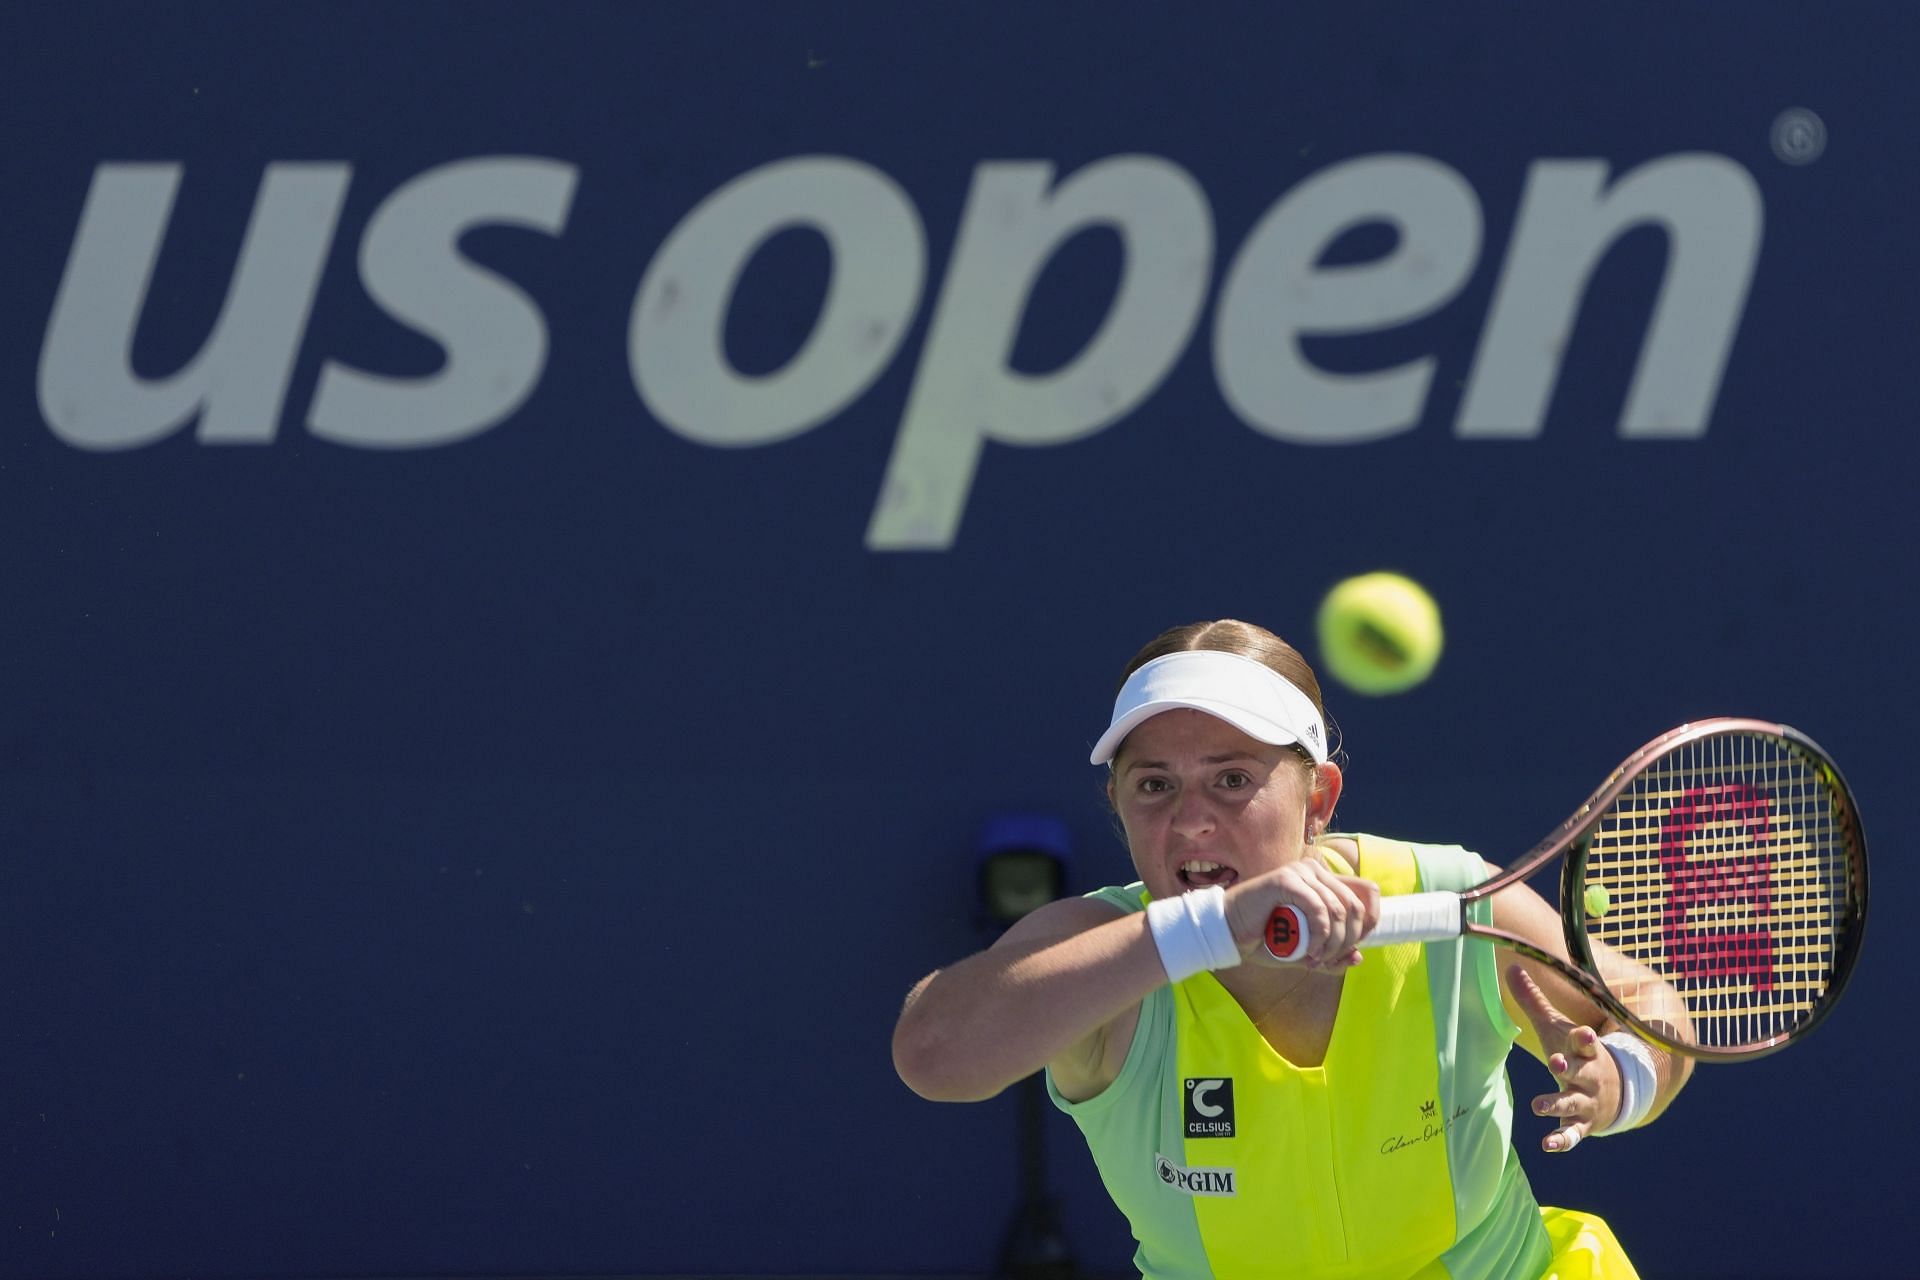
[893,619,1693,1279]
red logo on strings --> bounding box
[1659,784,1775,991]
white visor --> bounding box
[1090,650,1327,766]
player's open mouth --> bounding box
[1179,859,1237,890]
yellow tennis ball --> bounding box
[1315,572,1443,696]
[1585,883,1611,919]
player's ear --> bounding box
[1305,762,1343,839]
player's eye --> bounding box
[1220,770,1251,790]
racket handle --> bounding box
[1367,891,1467,945]
[1262,891,1467,961]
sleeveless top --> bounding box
[1046,835,1556,1280]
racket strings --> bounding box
[1579,730,1859,1051]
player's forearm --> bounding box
[891,912,1166,1102]
[1587,937,1696,1125]
[1640,1032,1695,1125]
[1617,967,1694,1126]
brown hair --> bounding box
[1115,619,1340,768]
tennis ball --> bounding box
[1315,572,1443,696]
[1585,884,1611,919]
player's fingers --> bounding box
[1542,1122,1589,1154]
[1506,963,1555,1014]
[1507,964,1575,1039]
[1352,876,1382,933]
[1282,882,1331,962]
[1315,877,1370,963]
[1304,867,1380,969]
[1238,876,1320,963]
[1253,864,1376,967]
[1532,1090,1593,1121]
[1288,864,1360,966]
[1337,871,1382,950]
[1533,1064,1596,1154]
[1311,891,1358,967]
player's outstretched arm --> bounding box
[891,896,1160,1104]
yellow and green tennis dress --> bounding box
[1047,836,1638,1280]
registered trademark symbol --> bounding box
[1770,108,1827,165]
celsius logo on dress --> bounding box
[1184,1077,1235,1138]
[1156,1154,1237,1198]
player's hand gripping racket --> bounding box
[1263,719,1868,1060]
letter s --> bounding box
[308,157,578,448]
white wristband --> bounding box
[1145,887,1242,984]
[1595,1031,1658,1135]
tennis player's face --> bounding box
[1109,709,1316,900]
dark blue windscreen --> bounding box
[2,4,1911,1277]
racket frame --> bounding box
[1543,718,1869,1061]
[1268,718,1869,1062]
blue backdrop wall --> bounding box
[4,4,1914,1277]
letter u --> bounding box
[38,162,350,449]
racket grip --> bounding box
[1262,891,1466,961]
[1366,891,1467,945]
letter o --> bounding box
[630,156,926,447]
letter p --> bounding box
[865,157,1213,549]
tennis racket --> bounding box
[1263,718,1868,1060]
